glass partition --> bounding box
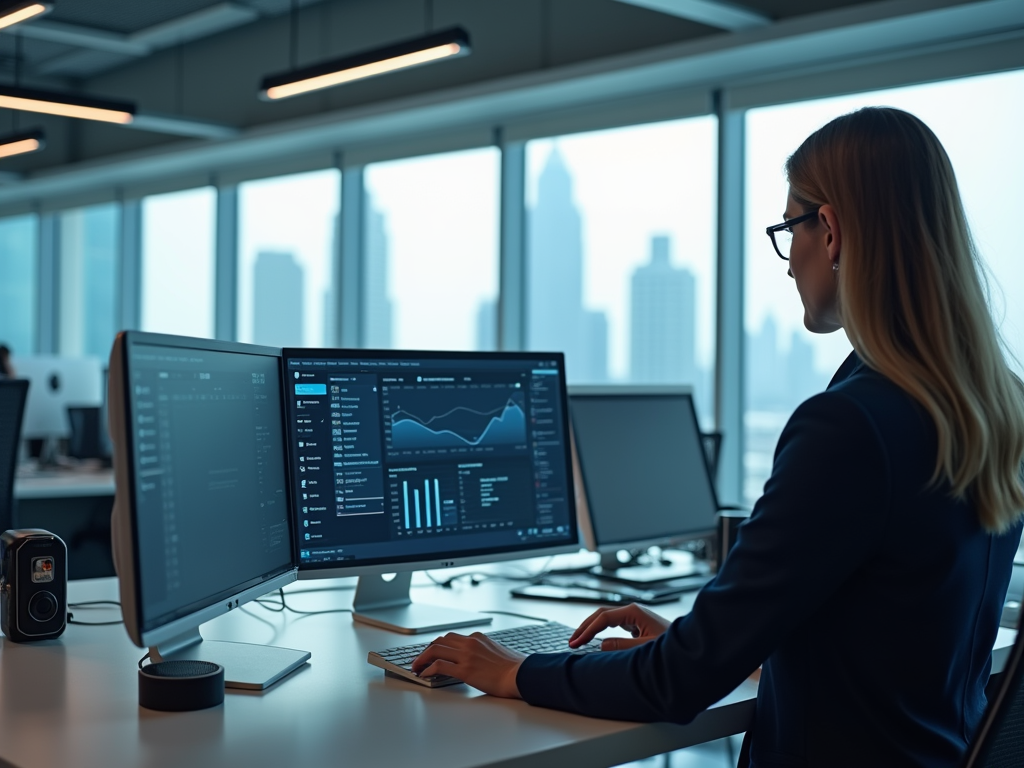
[525,117,718,426]
[362,148,500,351]
[0,214,37,357]
[237,169,340,348]
[744,68,1024,506]
[59,203,119,357]
[141,187,216,338]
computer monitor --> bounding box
[569,386,719,583]
[282,348,579,634]
[108,332,309,689]
[14,355,104,442]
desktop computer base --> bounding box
[591,549,710,585]
[152,630,311,690]
[352,572,493,635]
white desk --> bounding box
[13,468,116,500]
[0,574,763,768]
[0,574,1015,768]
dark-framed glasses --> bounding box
[765,208,821,260]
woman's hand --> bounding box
[411,632,526,698]
[569,603,671,651]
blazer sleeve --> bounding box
[516,390,892,723]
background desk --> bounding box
[13,469,115,580]
[0,574,763,768]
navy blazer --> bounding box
[517,352,1022,768]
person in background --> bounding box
[411,107,1024,768]
[0,345,15,379]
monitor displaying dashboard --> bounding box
[282,349,579,574]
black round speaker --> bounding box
[138,660,225,712]
[28,591,58,622]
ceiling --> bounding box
[0,0,1018,180]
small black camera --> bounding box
[1,529,67,642]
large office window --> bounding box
[59,203,118,358]
[141,187,216,338]
[238,169,340,348]
[362,148,500,351]
[744,68,1024,506]
[525,117,718,426]
[0,214,37,357]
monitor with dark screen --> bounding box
[108,331,309,689]
[569,386,718,583]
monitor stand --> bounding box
[591,550,709,586]
[151,629,311,691]
[352,572,493,635]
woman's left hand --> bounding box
[411,632,526,698]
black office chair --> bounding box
[960,613,1024,767]
[0,379,29,532]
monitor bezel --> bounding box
[281,347,581,579]
[109,331,298,648]
[568,384,719,553]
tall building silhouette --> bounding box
[629,235,697,385]
[363,198,393,348]
[253,250,304,347]
[527,146,608,381]
[476,299,497,351]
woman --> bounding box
[412,107,1024,767]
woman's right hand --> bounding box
[568,603,672,651]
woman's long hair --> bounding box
[786,106,1024,532]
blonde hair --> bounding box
[786,107,1024,533]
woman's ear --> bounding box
[819,204,842,266]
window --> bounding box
[362,148,500,351]
[525,117,718,426]
[141,187,216,338]
[238,169,340,348]
[744,68,1024,506]
[59,203,118,358]
[0,214,37,358]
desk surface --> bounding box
[13,468,115,500]
[0,573,761,768]
[0,573,1015,768]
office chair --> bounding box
[0,379,29,532]
[960,613,1024,768]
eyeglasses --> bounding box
[765,208,820,260]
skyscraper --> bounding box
[253,250,304,347]
[629,235,697,386]
[363,198,393,348]
[527,146,608,381]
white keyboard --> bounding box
[367,620,603,687]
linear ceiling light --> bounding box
[0,85,135,124]
[0,1,51,31]
[259,26,471,101]
[0,128,44,159]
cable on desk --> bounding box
[255,589,353,617]
[426,557,557,589]
[68,600,124,626]
[480,610,550,623]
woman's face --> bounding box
[785,191,842,334]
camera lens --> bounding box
[28,591,58,623]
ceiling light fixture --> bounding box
[0,1,51,31]
[0,128,44,159]
[259,26,471,101]
[0,85,135,124]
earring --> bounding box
[832,261,839,273]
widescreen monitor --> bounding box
[569,386,718,580]
[108,332,309,689]
[282,348,579,633]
